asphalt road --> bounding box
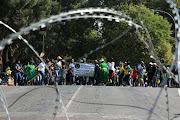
[0,85,180,120]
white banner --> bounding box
[74,63,95,77]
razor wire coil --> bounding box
[0,8,143,51]
[0,5,179,120]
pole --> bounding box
[150,9,177,41]
[43,35,44,53]
[150,9,179,83]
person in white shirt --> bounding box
[38,59,46,85]
[69,59,76,85]
[108,58,115,84]
[137,60,146,86]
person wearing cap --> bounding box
[123,61,131,86]
[147,62,154,87]
[137,61,145,87]
[6,66,11,76]
[5,66,11,85]
[98,58,109,85]
[54,56,62,84]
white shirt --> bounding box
[38,62,46,73]
[69,63,75,75]
[57,61,62,67]
[137,64,142,70]
[137,64,145,75]
[108,62,115,71]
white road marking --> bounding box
[65,85,83,111]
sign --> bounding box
[74,63,95,77]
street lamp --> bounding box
[150,9,177,41]
[150,9,179,84]
[150,9,178,63]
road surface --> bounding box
[0,85,180,120]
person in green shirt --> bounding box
[98,58,109,85]
[24,60,37,85]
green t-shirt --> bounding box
[99,62,108,69]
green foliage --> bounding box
[116,4,173,65]
[0,0,176,69]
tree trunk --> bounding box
[2,45,17,71]
[2,45,8,71]
[8,45,16,68]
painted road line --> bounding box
[65,85,83,111]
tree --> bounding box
[87,2,174,65]
[0,0,59,70]
[0,0,176,69]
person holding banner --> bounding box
[98,58,109,85]
[79,59,85,85]
[83,58,89,85]
[69,59,75,85]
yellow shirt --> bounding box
[119,67,124,73]
[124,65,130,75]
[6,69,11,76]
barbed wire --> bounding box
[59,88,163,120]
[165,1,180,120]
[136,3,178,119]
[135,16,168,120]
[0,8,144,120]
[0,21,69,120]
[79,26,132,60]
[165,85,170,120]
[166,0,180,84]
[0,85,164,120]
[0,87,10,120]
[0,5,179,120]
[0,8,143,51]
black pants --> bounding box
[148,75,153,86]
[119,74,123,85]
[124,75,130,85]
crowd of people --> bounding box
[0,56,178,87]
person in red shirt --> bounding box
[132,66,138,86]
